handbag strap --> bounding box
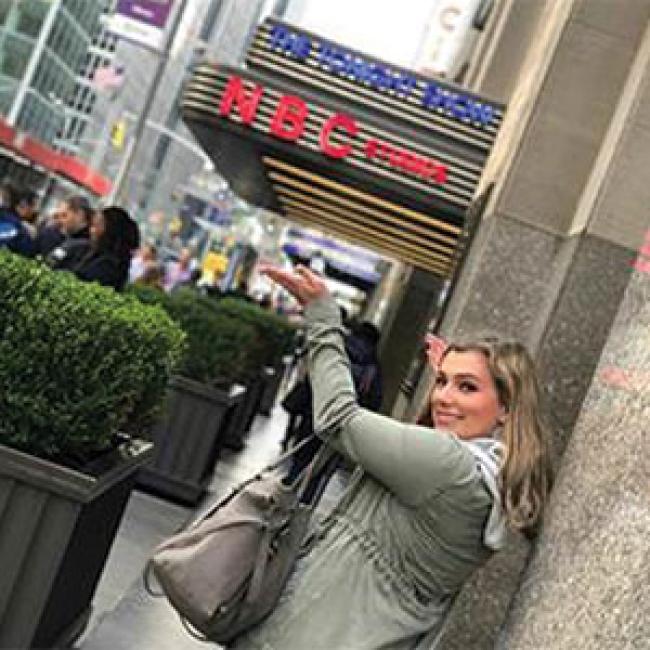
[188,434,324,529]
[265,432,321,473]
[245,444,338,608]
[294,441,338,506]
[143,560,164,598]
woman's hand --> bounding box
[424,334,448,370]
[260,264,330,306]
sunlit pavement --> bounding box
[76,404,346,650]
[77,407,289,650]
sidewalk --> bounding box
[77,407,290,650]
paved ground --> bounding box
[76,405,345,650]
[76,405,289,650]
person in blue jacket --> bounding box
[0,182,34,257]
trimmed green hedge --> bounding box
[0,252,185,463]
[127,286,260,386]
[216,298,296,368]
[163,289,259,385]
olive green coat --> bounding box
[232,297,506,650]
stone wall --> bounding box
[496,265,649,648]
[422,1,650,647]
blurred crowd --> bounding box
[0,180,278,311]
[0,181,138,293]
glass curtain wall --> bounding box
[0,0,102,144]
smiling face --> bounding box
[431,350,505,440]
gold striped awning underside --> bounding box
[183,65,473,276]
[263,157,462,276]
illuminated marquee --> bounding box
[218,75,448,186]
[267,23,495,126]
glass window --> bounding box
[0,2,12,26]
[15,0,49,38]
[0,84,13,115]
[32,51,74,103]
[18,93,52,142]
[86,94,96,115]
[0,31,32,80]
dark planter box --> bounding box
[258,357,292,416]
[0,438,152,649]
[222,372,267,451]
[137,375,244,505]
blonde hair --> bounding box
[439,337,554,538]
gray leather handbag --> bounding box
[144,437,334,645]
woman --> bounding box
[59,206,139,292]
[232,265,553,650]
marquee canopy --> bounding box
[182,18,504,277]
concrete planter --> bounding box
[0,438,152,649]
[222,373,267,451]
[258,357,292,416]
[137,375,244,504]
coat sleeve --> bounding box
[304,297,474,507]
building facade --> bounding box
[406,1,650,647]
[57,0,119,157]
[0,0,103,144]
[0,0,110,196]
[78,0,282,221]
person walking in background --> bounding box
[135,262,165,290]
[163,247,194,292]
[282,319,384,502]
[14,188,39,238]
[129,242,160,284]
[0,181,35,257]
[38,194,93,258]
[230,264,553,650]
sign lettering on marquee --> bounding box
[319,114,358,159]
[218,75,448,187]
[267,24,494,126]
[218,76,263,123]
[270,95,308,140]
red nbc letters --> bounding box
[319,113,358,158]
[219,75,447,186]
[219,76,263,124]
[270,95,308,141]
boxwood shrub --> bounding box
[127,286,260,386]
[0,252,185,464]
[215,298,296,368]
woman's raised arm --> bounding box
[260,265,474,506]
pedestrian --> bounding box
[38,194,93,257]
[129,242,159,283]
[163,247,194,292]
[13,187,40,238]
[230,264,553,650]
[0,181,35,257]
[282,319,384,502]
[51,206,140,292]
[135,262,165,290]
